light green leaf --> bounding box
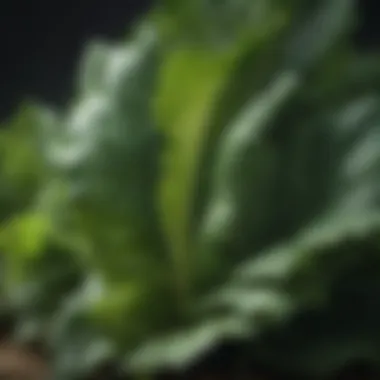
[0,212,50,259]
[128,316,250,373]
[156,47,236,298]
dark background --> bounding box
[0,0,151,121]
[0,0,378,122]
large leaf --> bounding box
[42,24,167,279]
[195,78,380,375]
[37,25,181,380]
[193,0,354,286]
[155,1,292,303]
[156,48,236,304]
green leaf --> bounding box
[0,212,50,258]
[156,47,236,301]
[0,104,51,220]
[155,0,291,299]
[127,316,250,373]
[197,96,380,373]
[43,24,166,279]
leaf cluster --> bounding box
[1,0,380,378]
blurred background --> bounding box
[0,0,152,120]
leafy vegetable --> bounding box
[1,0,380,378]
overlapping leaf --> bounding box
[1,0,380,379]
[125,0,380,374]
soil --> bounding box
[0,342,50,380]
